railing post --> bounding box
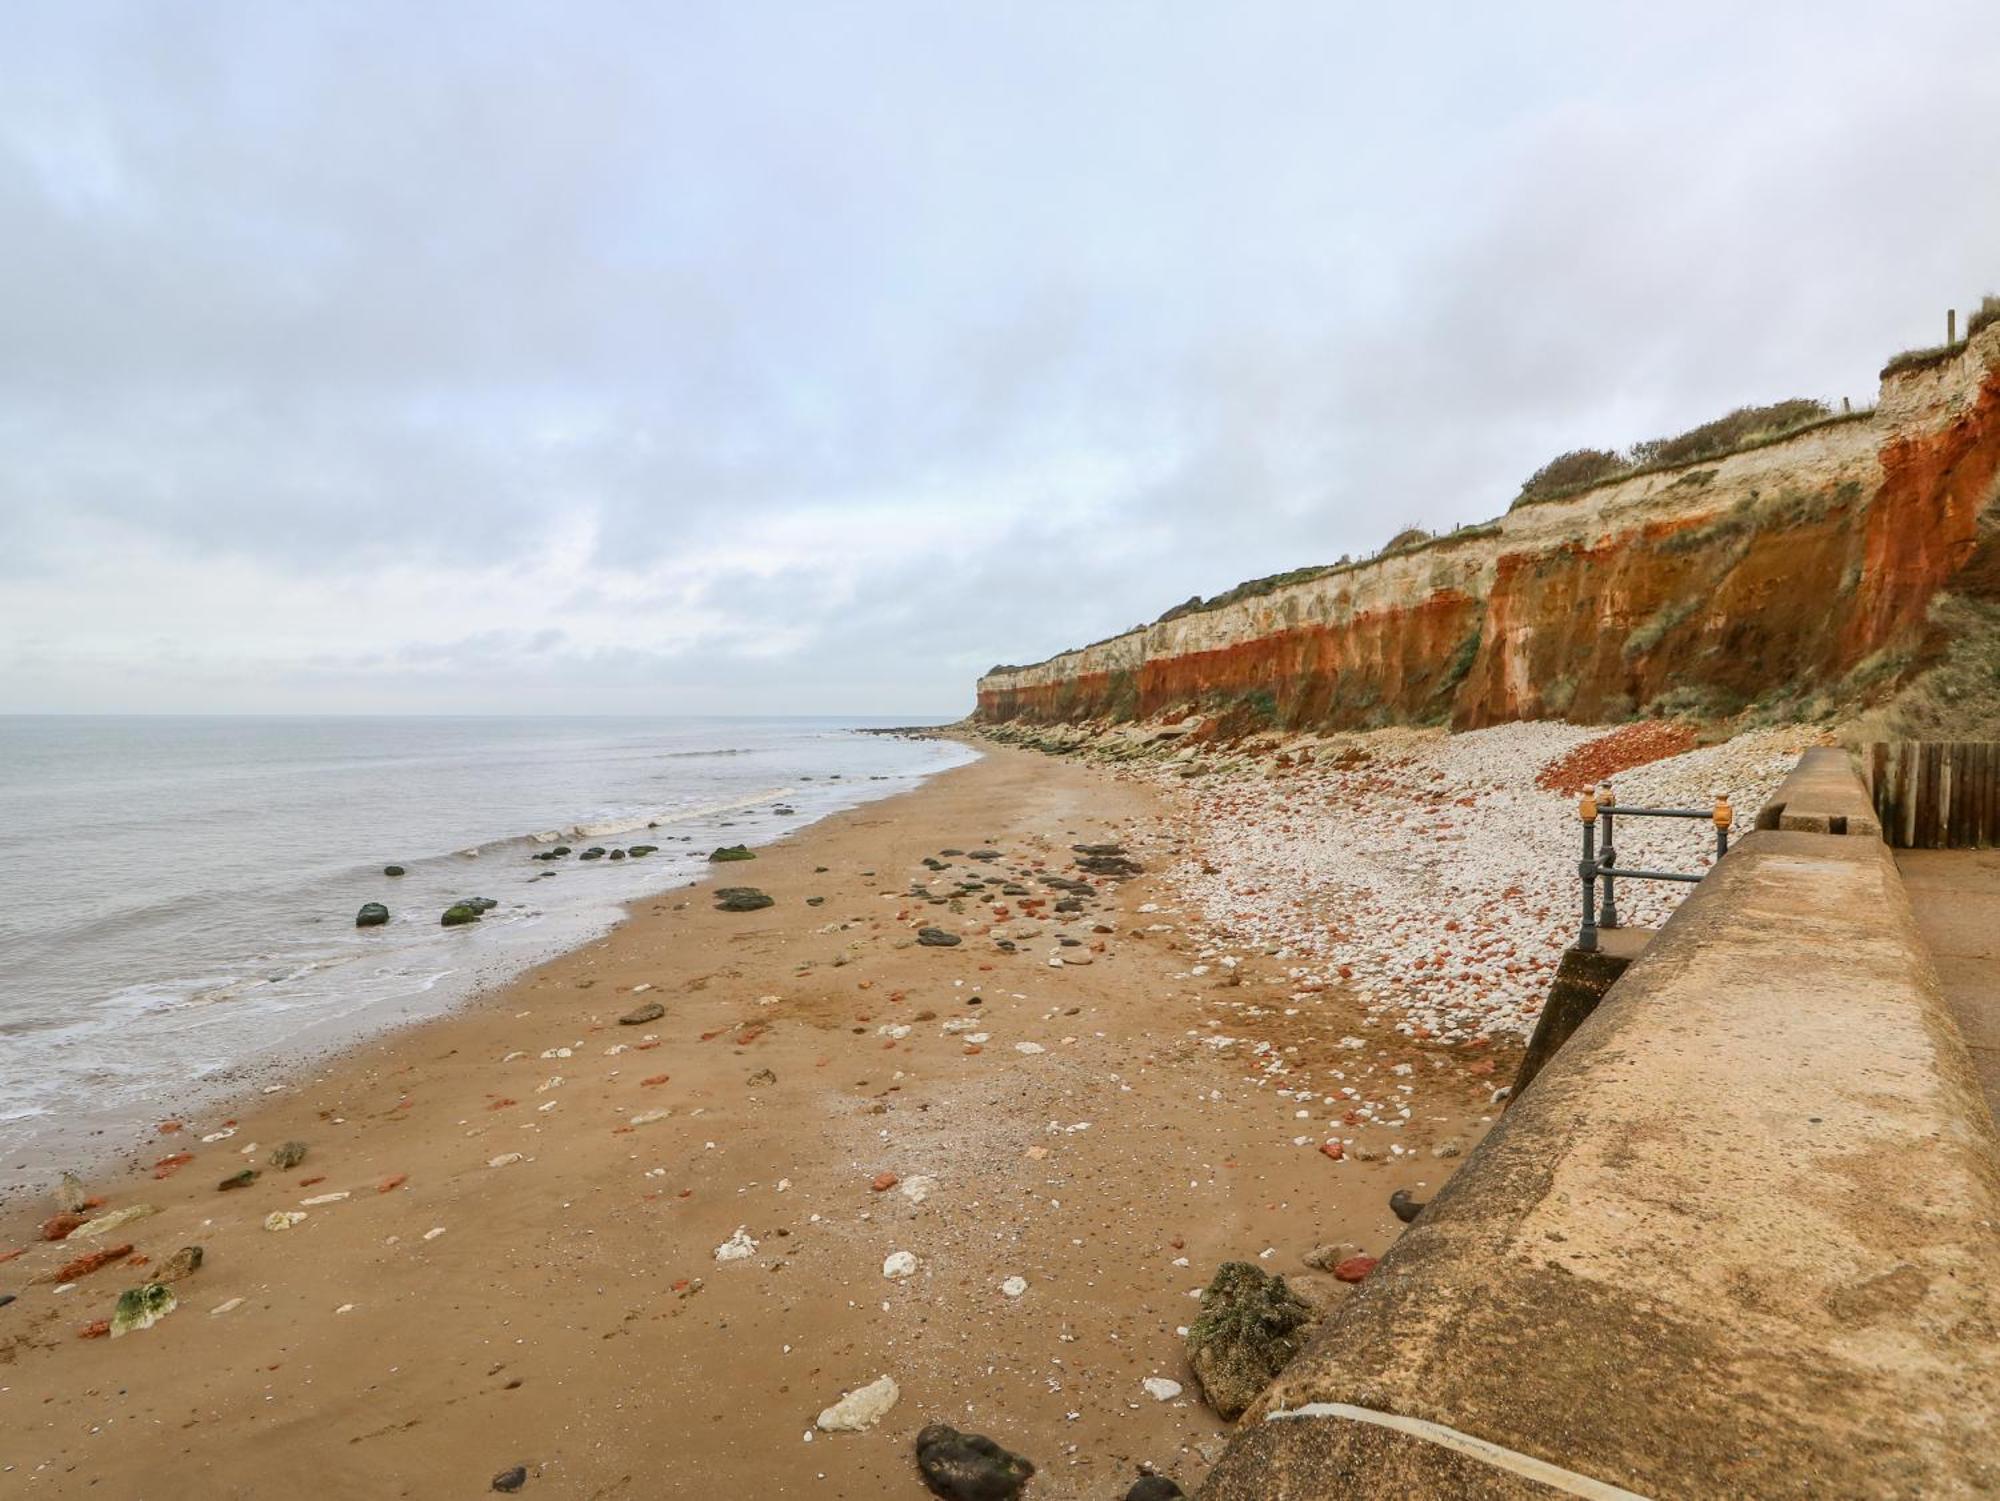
[1597,781,1619,930]
[1578,789,1600,952]
[1714,792,1732,860]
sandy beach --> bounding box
[0,737,1501,1499]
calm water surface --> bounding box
[0,715,975,1185]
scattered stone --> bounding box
[155,1246,204,1283]
[883,1251,918,1280]
[356,902,390,928]
[383,865,406,877]
[1432,1138,1465,1159]
[871,1172,900,1192]
[1389,1189,1426,1224]
[441,902,482,927]
[269,1141,309,1170]
[263,1211,307,1232]
[1301,1244,1344,1272]
[746,1068,777,1087]
[619,1001,666,1025]
[917,928,962,947]
[914,1422,1036,1500]
[1126,1478,1186,1501]
[217,1168,259,1191]
[51,1243,134,1282]
[1333,1255,1378,1283]
[714,887,774,912]
[488,1153,525,1169]
[56,1171,88,1213]
[0,1293,14,1310]
[1000,1276,1028,1298]
[578,848,606,861]
[40,1213,86,1243]
[1184,1262,1316,1420]
[899,1174,937,1205]
[492,1465,528,1493]
[708,844,757,862]
[817,1374,900,1432]
[209,1297,244,1316]
[714,1226,757,1262]
[72,1205,158,1240]
[109,1283,176,1338]
[1142,1377,1183,1402]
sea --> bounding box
[0,716,978,1187]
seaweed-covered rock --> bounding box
[383,864,406,877]
[110,1283,176,1338]
[467,896,499,912]
[579,847,606,861]
[914,1423,1035,1500]
[916,928,962,947]
[714,887,774,912]
[356,902,390,928]
[628,845,657,857]
[441,903,481,927]
[550,845,572,857]
[708,844,756,862]
[269,1141,308,1170]
[1184,1261,1316,1420]
[609,848,626,860]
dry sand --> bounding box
[0,741,1497,1499]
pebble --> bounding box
[715,1227,758,1262]
[815,1374,899,1431]
[1001,1275,1028,1298]
[264,1212,306,1232]
[1142,1377,1184,1401]
[882,1251,918,1280]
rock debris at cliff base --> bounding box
[1031,720,1806,1044]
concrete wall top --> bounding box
[1755,745,1884,839]
[1197,814,2000,1498]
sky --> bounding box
[3,2,1998,716]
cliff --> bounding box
[976,324,2000,736]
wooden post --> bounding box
[1950,309,1958,344]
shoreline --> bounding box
[0,727,979,1199]
[0,735,1490,1497]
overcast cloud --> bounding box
[3,1,1998,715]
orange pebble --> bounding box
[377,1174,408,1194]
[870,1172,899,1191]
[640,1074,670,1087]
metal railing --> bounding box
[1576,783,1734,952]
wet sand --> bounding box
[0,741,1496,1498]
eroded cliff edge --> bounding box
[977,326,2000,736]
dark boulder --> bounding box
[708,844,756,862]
[714,887,774,913]
[628,845,657,857]
[579,848,606,861]
[356,902,390,928]
[1126,1479,1186,1501]
[383,865,406,877]
[916,928,962,947]
[441,903,481,927]
[619,1001,665,1025]
[914,1423,1034,1500]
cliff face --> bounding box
[977,328,2000,734]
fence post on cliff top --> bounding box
[1949,309,1958,345]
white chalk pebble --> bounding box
[1001,1276,1028,1298]
[1143,1377,1183,1402]
[882,1251,918,1280]
[816,1375,899,1432]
